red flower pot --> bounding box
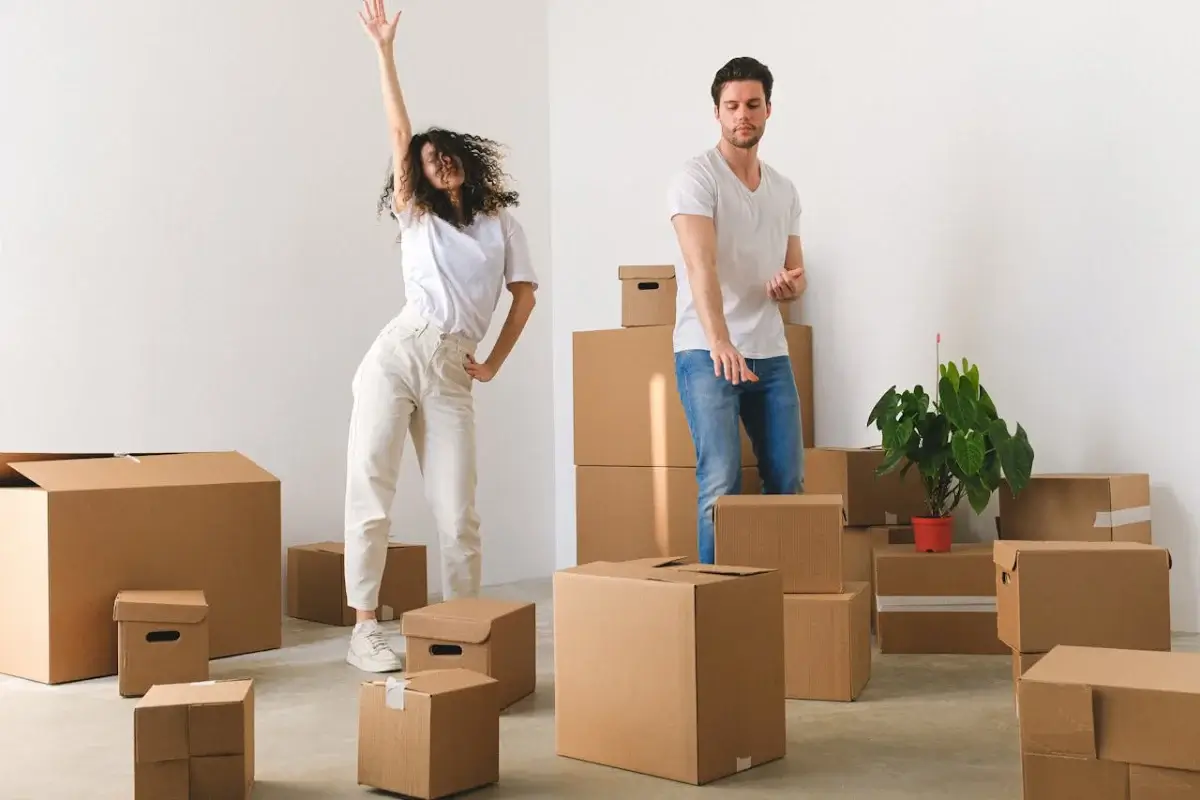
[912,516,953,553]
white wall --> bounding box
[549,1,1200,631]
[0,0,555,593]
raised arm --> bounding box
[359,0,413,210]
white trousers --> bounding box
[344,305,481,610]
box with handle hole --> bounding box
[400,597,536,711]
[113,589,210,698]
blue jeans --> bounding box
[675,349,805,564]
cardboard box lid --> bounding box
[1025,645,1200,694]
[295,541,415,556]
[715,493,844,511]
[5,452,277,492]
[137,679,253,709]
[113,589,209,623]
[560,556,775,586]
[617,265,675,281]
[0,452,117,484]
[994,540,1171,572]
[370,668,499,708]
[874,543,996,599]
[400,597,532,644]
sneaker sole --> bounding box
[346,651,405,673]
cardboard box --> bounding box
[1019,646,1200,791]
[713,494,843,593]
[0,452,281,685]
[783,582,871,701]
[575,466,760,564]
[358,669,500,799]
[843,525,913,631]
[133,678,254,800]
[874,543,1007,655]
[572,325,815,468]
[286,541,427,626]
[554,557,785,785]
[999,473,1152,543]
[1012,650,1045,682]
[804,448,927,526]
[401,598,536,710]
[114,590,210,698]
[619,265,676,328]
[994,540,1171,655]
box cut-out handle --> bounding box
[429,643,463,657]
[146,630,182,643]
[636,281,660,291]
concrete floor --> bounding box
[3,579,1196,799]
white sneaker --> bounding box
[346,620,405,673]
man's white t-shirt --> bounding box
[667,147,801,359]
[396,205,538,343]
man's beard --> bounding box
[725,126,762,149]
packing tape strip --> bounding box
[876,595,997,613]
[736,756,752,772]
[884,512,899,525]
[379,604,395,622]
[1095,505,1152,528]
[385,677,409,710]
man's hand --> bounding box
[711,340,758,385]
[767,266,805,302]
[359,0,400,47]
[464,354,497,382]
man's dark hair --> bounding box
[710,57,774,105]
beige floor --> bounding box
[3,579,1195,799]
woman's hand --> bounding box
[359,0,400,47]
[465,355,497,383]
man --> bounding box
[667,56,807,565]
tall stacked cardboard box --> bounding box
[572,266,815,564]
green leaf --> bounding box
[952,430,986,476]
[939,376,966,430]
[997,423,1035,493]
[867,387,898,427]
[875,446,907,476]
[885,417,915,453]
[964,475,994,515]
[943,360,961,391]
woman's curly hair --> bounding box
[378,127,519,229]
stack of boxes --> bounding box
[572,266,815,564]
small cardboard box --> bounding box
[358,669,500,800]
[133,678,254,800]
[714,494,843,593]
[572,325,815,468]
[783,582,871,701]
[286,541,427,626]
[994,540,1171,655]
[575,466,761,564]
[0,451,281,685]
[804,448,928,526]
[401,598,536,710]
[1019,646,1200,789]
[554,556,785,785]
[619,265,676,328]
[842,525,913,631]
[114,590,210,698]
[998,473,1152,544]
[874,543,1007,655]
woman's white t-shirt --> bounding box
[396,204,538,343]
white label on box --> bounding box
[190,680,216,686]
[385,677,409,710]
[1095,505,1152,528]
[884,512,899,525]
[876,595,996,613]
[736,756,752,772]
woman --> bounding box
[344,0,538,673]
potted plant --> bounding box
[867,357,1035,553]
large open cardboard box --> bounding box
[0,451,282,684]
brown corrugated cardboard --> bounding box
[783,582,871,701]
[575,466,760,564]
[1130,765,1200,797]
[998,473,1152,543]
[874,543,1007,655]
[1012,650,1045,682]
[843,525,913,632]
[994,540,1171,655]
[357,669,500,800]
[804,448,927,526]
[0,452,280,685]
[572,324,815,467]
[286,541,426,626]
[619,265,676,328]
[554,557,786,785]
[133,678,255,800]
[1020,646,1200,774]
[114,590,209,698]
[1021,754,1129,800]
[401,598,535,710]
[714,494,843,593]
